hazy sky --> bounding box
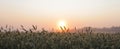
[0,0,120,29]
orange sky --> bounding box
[0,0,120,29]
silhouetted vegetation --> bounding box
[0,25,120,49]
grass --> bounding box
[0,25,120,49]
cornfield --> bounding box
[0,25,120,49]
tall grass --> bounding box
[0,25,120,49]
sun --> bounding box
[59,21,66,27]
[58,20,67,31]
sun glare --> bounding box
[59,21,66,27]
[58,20,67,31]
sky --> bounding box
[0,0,120,29]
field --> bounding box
[0,26,120,49]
